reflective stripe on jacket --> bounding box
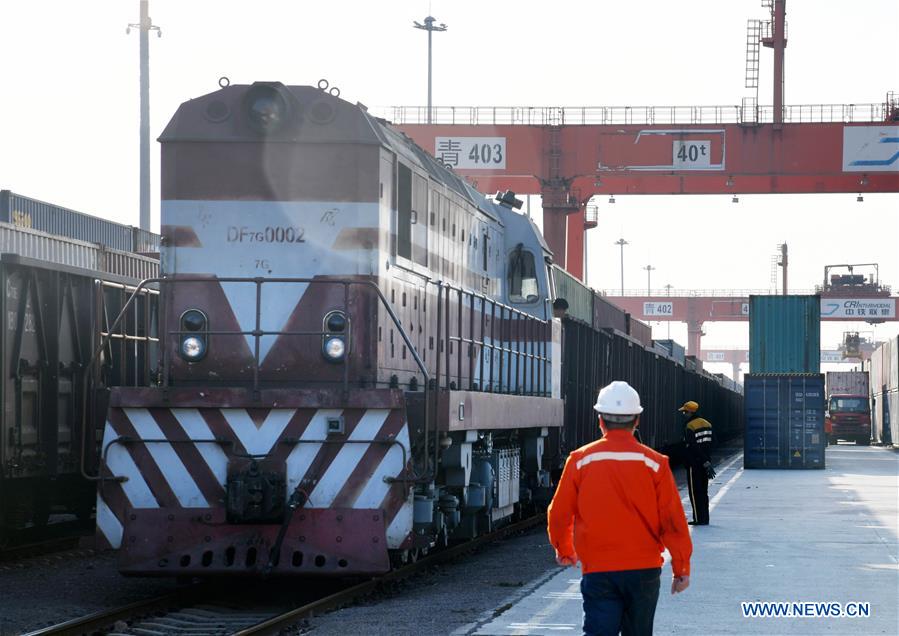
[547,429,692,576]
[685,416,713,466]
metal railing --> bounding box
[600,288,819,298]
[82,276,434,481]
[82,280,159,482]
[434,281,552,397]
[95,280,160,387]
[379,102,892,126]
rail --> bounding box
[433,280,551,397]
[80,280,159,484]
[23,514,546,636]
[95,279,159,386]
[380,102,895,126]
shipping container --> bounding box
[825,371,869,397]
[0,190,160,253]
[869,338,898,446]
[553,265,593,325]
[744,374,826,469]
[749,295,821,373]
[653,339,686,365]
[594,294,628,332]
[625,313,653,347]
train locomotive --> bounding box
[97,81,562,576]
[96,80,743,577]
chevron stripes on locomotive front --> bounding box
[96,403,413,564]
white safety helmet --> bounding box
[593,381,644,417]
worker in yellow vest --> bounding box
[679,401,715,525]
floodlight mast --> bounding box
[127,0,161,232]
[413,16,447,125]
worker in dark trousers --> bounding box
[679,401,715,525]
[550,382,693,636]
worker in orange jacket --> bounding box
[548,381,693,636]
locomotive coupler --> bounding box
[225,458,287,523]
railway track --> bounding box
[0,534,96,572]
[23,513,545,636]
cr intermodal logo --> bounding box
[849,136,899,167]
[742,601,871,618]
[821,299,894,318]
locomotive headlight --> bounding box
[179,309,208,362]
[323,337,346,362]
[322,311,348,362]
[181,336,206,360]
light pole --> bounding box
[643,264,656,295]
[413,16,447,125]
[664,283,673,338]
[614,238,628,295]
[127,0,161,232]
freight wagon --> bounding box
[0,222,158,544]
[549,266,743,463]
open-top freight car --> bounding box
[551,266,743,465]
[0,222,158,544]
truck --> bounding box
[825,371,871,445]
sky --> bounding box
[1,0,897,377]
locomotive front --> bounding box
[97,81,564,577]
[97,82,414,575]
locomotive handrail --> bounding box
[431,280,551,398]
[80,279,159,483]
[82,276,434,482]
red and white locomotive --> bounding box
[96,81,564,575]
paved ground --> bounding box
[470,444,899,635]
[302,442,742,635]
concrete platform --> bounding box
[465,445,899,635]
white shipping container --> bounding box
[883,338,899,391]
[869,338,899,446]
[825,371,869,397]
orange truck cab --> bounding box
[825,371,871,446]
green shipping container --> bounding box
[749,295,821,373]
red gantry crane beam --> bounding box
[393,1,899,280]
[397,119,899,279]
[702,348,865,382]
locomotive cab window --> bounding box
[508,245,539,303]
